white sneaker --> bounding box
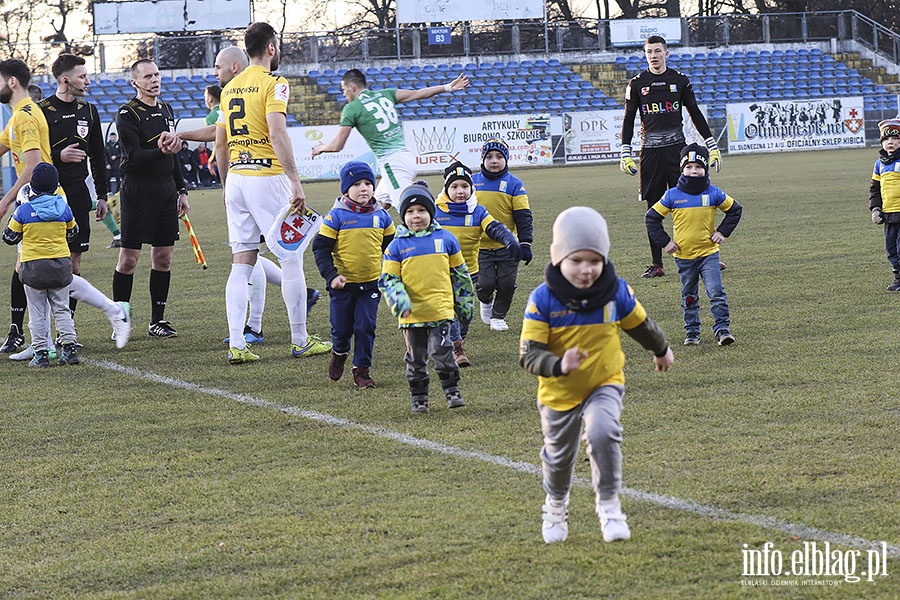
[597,496,631,542]
[490,318,509,332]
[541,494,569,544]
[110,301,131,349]
[479,301,493,325]
[10,345,34,361]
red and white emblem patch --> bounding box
[274,82,289,103]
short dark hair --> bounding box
[245,22,277,59]
[645,35,667,48]
[342,69,366,89]
[0,58,31,87]
[27,84,42,101]
[205,84,221,102]
[130,58,155,78]
[51,53,86,81]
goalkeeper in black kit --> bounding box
[620,35,721,279]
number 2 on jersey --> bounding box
[363,98,398,132]
[228,98,249,136]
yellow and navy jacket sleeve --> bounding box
[472,172,531,249]
[647,185,737,260]
[520,278,648,412]
[314,204,396,285]
[379,226,466,327]
[872,158,900,213]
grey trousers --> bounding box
[538,384,624,502]
[402,323,459,394]
[24,285,75,352]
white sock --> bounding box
[280,257,307,346]
[226,263,254,349]
[259,255,282,286]
[246,261,266,332]
[69,274,118,317]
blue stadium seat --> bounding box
[460,105,475,115]
[533,59,548,67]
[423,65,436,73]
[365,67,378,76]
[415,107,430,118]
[189,75,205,84]
[409,65,422,73]
[533,100,549,111]
[475,104,490,114]
[519,101,534,111]
[520,60,533,68]
[576,98,590,109]
[464,63,477,71]
[435,63,450,72]
[561,100,576,110]
[394,65,407,74]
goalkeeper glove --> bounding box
[873,207,884,225]
[620,144,638,176]
[705,137,722,173]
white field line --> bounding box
[92,359,900,558]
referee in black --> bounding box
[114,58,189,338]
[620,35,721,279]
[38,53,109,314]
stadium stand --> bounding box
[78,45,897,126]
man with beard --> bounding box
[0,59,53,354]
[216,22,331,364]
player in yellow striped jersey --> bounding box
[0,59,52,218]
[216,21,331,364]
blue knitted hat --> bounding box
[481,138,509,161]
[339,161,376,194]
[30,162,59,196]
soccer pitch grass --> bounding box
[2,148,899,598]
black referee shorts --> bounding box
[61,181,92,254]
[639,145,683,208]
[119,178,180,249]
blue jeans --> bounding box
[675,252,730,335]
[884,221,900,272]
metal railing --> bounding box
[4,10,895,79]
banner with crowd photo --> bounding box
[402,114,554,172]
[725,97,866,154]
[562,106,709,164]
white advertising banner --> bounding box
[289,125,378,181]
[397,0,544,24]
[610,18,682,48]
[726,97,866,154]
[563,106,709,164]
[403,114,554,172]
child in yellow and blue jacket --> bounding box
[313,161,395,388]
[2,163,79,367]
[472,139,533,332]
[434,160,519,367]
[870,118,900,291]
[645,143,742,346]
[379,181,474,414]
[519,206,673,545]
